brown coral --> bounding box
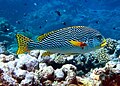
[99,68,120,86]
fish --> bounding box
[16,26,107,55]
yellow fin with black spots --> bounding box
[16,34,33,54]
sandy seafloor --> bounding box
[0,0,120,86]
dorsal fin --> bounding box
[70,26,85,29]
[37,26,85,41]
[37,28,67,41]
[37,31,55,41]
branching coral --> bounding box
[105,38,118,54]
[95,48,110,63]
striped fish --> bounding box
[16,26,106,54]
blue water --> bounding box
[0,0,120,40]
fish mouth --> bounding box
[100,39,107,47]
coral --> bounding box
[0,46,5,54]
[54,54,67,64]
[20,72,38,86]
[40,66,54,82]
[16,54,38,71]
[36,63,81,86]
[54,69,64,81]
[0,73,18,86]
[37,50,55,63]
[0,54,15,62]
[0,41,7,54]
[62,64,77,85]
[105,38,118,54]
[61,64,77,73]
[112,44,120,58]
[0,54,40,86]
[89,60,120,86]
[0,39,120,86]
[95,48,110,63]
[29,50,40,58]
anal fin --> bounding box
[41,51,53,57]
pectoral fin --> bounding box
[69,40,87,49]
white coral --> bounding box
[20,72,37,85]
[39,63,47,70]
[16,54,38,71]
[29,50,40,58]
[0,54,15,62]
[2,73,18,85]
[13,68,27,79]
[54,69,64,79]
[61,64,77,73]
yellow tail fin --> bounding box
[16,34,33,54]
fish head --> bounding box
[87,34,106,49]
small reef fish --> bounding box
[16,26,106,55]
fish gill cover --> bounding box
[0,0,120,86]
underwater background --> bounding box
[0,0,120,86]
[0,0,120,53]
[0,0,120,39]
